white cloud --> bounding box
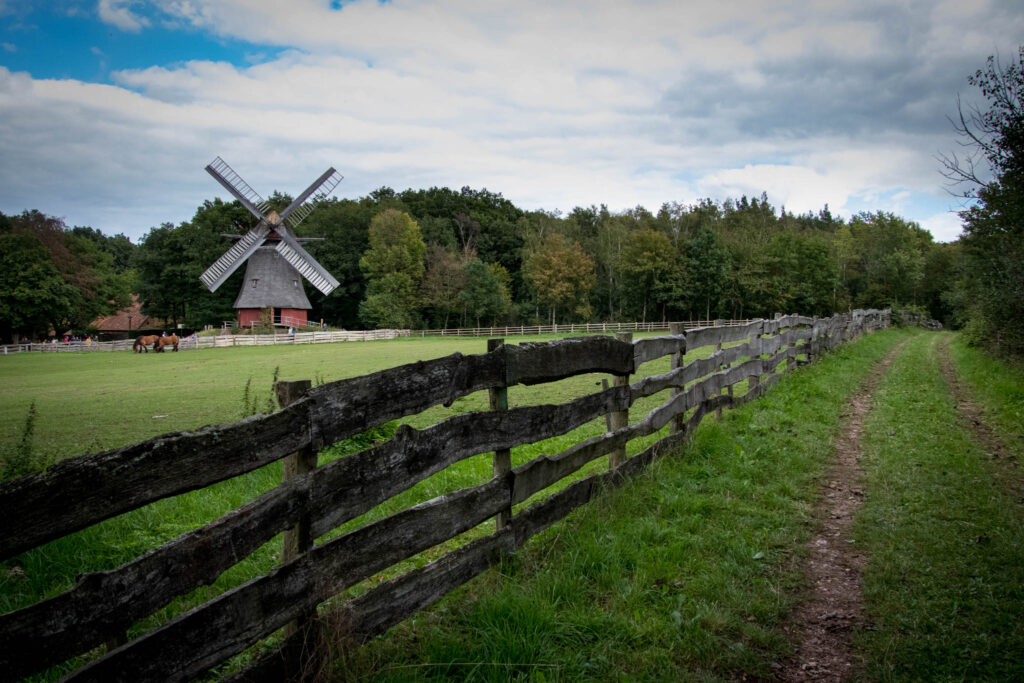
[1,42,14,52]
[98,0,151,33]
[920,211,964,243]
[696,164,851,215]
[2,1,1024,240]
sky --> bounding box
[1,1,1021,244]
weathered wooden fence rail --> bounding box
[0,310,890,682]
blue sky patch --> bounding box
[0,3,282,83]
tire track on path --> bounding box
[937,335,1024,505]
[777,340,907,682]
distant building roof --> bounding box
[233,246,312,310]
[91,294,167,331]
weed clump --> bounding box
[2,401,41,480]
[241,366,282,417]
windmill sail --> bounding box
[199,222,272,292]
[282,168,344,230]
[205,157,272,221]
[274,226,340,295]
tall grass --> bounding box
[0,400,38,479]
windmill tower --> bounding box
[200,157,342,329]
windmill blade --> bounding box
[280,168,344,230]
[205,157,272,221]
[199,222,271,292]
[274,226,340,295]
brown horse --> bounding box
[154,335,180,352]
[133,335,160,353]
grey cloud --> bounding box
[659,4,1022,144]
[662,58,958,144]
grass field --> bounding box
[0,331,704,679]
[0,336,508,461]
[0,332,684,462]
[4,328,1024,681]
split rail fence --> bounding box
[0,309,890,681]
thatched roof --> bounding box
[233,246,312,310]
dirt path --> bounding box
[937,335,1023,503]
[777,341,906,681]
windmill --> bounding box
[199,157,342,330]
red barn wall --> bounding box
[237,309,262,327]
[236,308,309,327]
[279,309,308,326]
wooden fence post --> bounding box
[714,340,727,420]
[669,322,685,435]
[608,332,632,469]
[749,324,762,395]
[488,339,512,530]
[274,379,317,641]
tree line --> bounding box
[1,47,1020,356]
[0,211,133,343]
[0,192,951,340]
[127,191,968,335]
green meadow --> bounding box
[3,329,1023,681]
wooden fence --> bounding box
[0,309,890,682]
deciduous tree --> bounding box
[421,245,466,328]
[685,227,731,320]
[359,209,426,329]
[619,228,677,323]
[134,199,251,328]
[941,46,1024,353]
[0,211,132,341]
[460,259,506,327]
[523,234,595,324]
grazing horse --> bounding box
[133,335,160,353]
[154,335,180,352]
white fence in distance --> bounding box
[0,329,410,354]
[0,320,758,354]
[416,319,754,338]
